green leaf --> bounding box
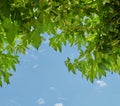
[2,71,12,84]
[31,30,44,49]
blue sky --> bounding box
[0,39,120,106]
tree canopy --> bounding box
[0,0,120,86]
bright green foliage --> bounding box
[0,0,120,85]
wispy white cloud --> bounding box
[31,54,38,60]
[58,97,68,101]
[8,97,21,106]
[96,80,107,87]
[54,103,64,106]
[49,86,56,91]
[32,64,39,69]
[36,98,45,105]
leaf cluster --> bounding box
[0,0,120,85]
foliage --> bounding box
[0,0,120,86]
